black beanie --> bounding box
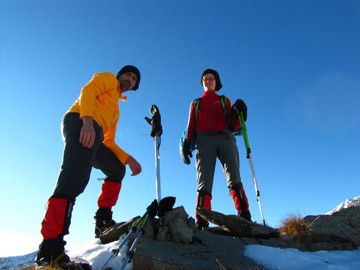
[116,65,141,90]
[200,69,222,91]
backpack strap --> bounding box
[193,98,201,121]
[219,95,227,118]
[191,98,201,141]
[219,95,229,128]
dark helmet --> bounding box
[116,65,141,90]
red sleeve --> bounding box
[185,101,196,141]
[227,98,241,131]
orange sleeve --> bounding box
[78,73,117,118]
[103,120,130,165]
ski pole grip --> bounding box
[145,105,163,138]
[246,148,251,159]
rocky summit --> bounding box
[100,203,360,270]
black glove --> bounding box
[147,199,159,219]
[232,99,247,122]
[145,105,163,137]
[158,196,176,217]
[181,139,192,165]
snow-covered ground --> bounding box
[2,239,359,270]
[245,246,360,270]
[67,239,132,270]
[0,238,132,270]
[1,195,359,270]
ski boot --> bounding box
[239,210,252,222]
[35,253,92,270]
[230,184,252,222]
[195,214,209,229]
[195,192,211,229]
[35,238,92,270]
[94,208,115,238]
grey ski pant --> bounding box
[195,130,241,195]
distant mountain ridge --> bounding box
[326,195,360,215]
[0,251,36,270]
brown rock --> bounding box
[162,206,189,226]
[132,230,266,270]
[302,206,360,251]
[168,219,193,244]
[197,208,278,238]
[99,216,140,244]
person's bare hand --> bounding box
[126,156,142,176]
[79,116,96,148]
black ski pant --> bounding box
[41,112,125,240]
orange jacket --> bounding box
[67,72,130,164]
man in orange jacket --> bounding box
[35,65,142,269]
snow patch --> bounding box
[244,245,360,270]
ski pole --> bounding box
[100,213,148,270]
[100,200,158,270]
[145,105,163,205]
[238,111,266,226]
[145,105,163,234]
[154,134,161,203]
[119,200,157,270]
[119,197,176,270]
[120,222,147,270]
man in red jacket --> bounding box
[35,65,142,269]
[181,68,251,228]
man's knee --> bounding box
[197,189,212,197]
[93,144,126,182]
[228,182,243,192]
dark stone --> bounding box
[100,204,360,270]
[132,230,266,270]
[197,208,279,238]
[303,206,360,250]
[99,216,140,244]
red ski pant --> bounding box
[41,113,125,240]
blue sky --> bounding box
[1,0,360,256]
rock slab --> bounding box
[197,208,279,238]
[133,230,266,270]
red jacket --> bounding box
[186,91,241,141]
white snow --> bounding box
[0,238,132,270]
[1,195,359,270]
[67,238,132,270]
[244,245,360,270]
[2,240,359,270]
